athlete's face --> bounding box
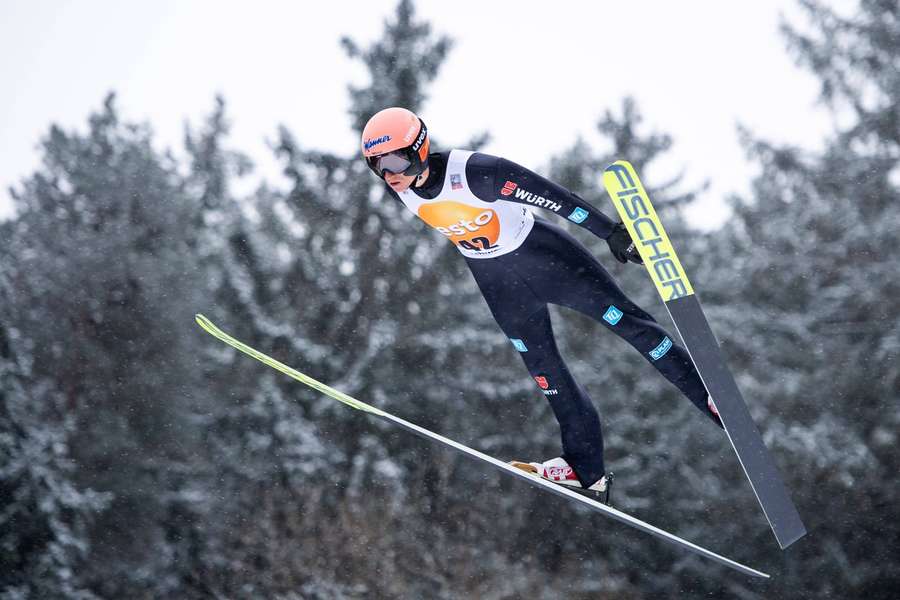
[383,171,417,193]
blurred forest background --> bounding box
[2,1,898,598]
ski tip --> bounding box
[195,313,218,335]
[603,159,634,173]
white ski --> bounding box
[195,314,769,579]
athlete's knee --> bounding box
[509,339,560,369]
[522,353,572,384]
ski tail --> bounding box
[195,313,769,578]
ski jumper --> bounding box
[388,149,718,486]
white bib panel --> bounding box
[396,149,534,259]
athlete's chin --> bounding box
[388,181,410,193]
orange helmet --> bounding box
[361,107,430,178]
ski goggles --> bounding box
[366,149,415,177]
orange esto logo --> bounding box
[417,201,500,246]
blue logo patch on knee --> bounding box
[603,305,624,325]
[649,336,672,361]
[510,338,528,352]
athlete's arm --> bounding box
[465,152,617,240]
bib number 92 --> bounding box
[458,237,498,251]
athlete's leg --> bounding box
[499,307,607,486]
[523,220,720,425]
[465,256,607,485]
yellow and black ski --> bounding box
[602,161,806,550]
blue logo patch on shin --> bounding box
[603,305,624,325]
[649,336,672,361]
[567,207,589,224]
[510,338,528,352]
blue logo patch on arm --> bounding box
[567,207,589,224]
[510,338,528,352]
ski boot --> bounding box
[510,456,613,505]
[707,395,720,418]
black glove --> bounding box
[606,222,643,264]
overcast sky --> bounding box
[1,1,839,227]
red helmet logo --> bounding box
[501,181,517,196]
[534,376,549,390]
